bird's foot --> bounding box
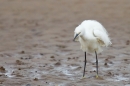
[95,75,104,80]
[96,74,99,78]
[80,76,86,79]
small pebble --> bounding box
[50,56,55,58]
[21,51,25,54]
[33,78,38,81]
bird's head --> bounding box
[73,25,83,41]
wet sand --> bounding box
[0,0,130,86]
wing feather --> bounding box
[93,29,112,47]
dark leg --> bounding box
[83,52,87,77]
[95,51,98,77]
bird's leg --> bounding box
[83,52,87,78]
[95,51,98,78]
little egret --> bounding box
[73,20,112,78]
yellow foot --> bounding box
[96,75,99,78]
[80,76,86,79]
[95,75,104,80]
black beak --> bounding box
[73,34,79,41]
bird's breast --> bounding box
[79,37,100,52]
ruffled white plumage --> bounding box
[74,20,112,53]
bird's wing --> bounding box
[93,29,112,47]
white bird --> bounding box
[73,20,112,78]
